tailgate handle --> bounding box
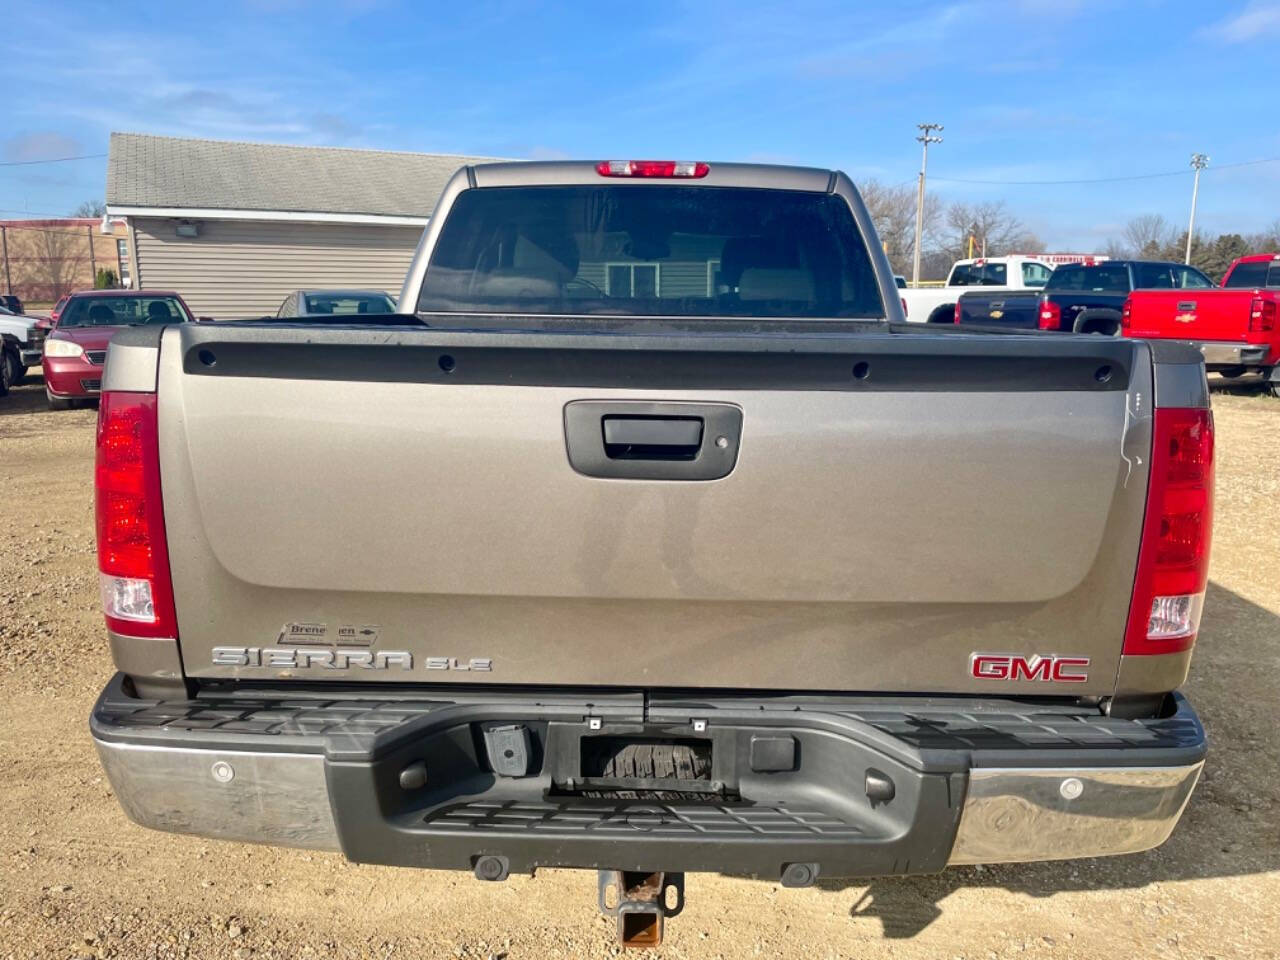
[603,416,703,460]
[564,401,742,481]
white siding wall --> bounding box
[132,218,425,319]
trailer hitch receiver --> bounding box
[597,870,685,947]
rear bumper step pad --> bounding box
[91,674,1205,878]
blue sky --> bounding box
[3,0,1279,249]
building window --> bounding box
[605,263,660,298]
[116,238,131,286]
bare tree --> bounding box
[860,179,939,276]
[1103,238,1131,259]
[1120,214,1174,258]
[941,201,1031,261]
[28,227,87,300]
[1244,218,1280,253]
[70,200,107,218]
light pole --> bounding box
[912,123,943,287]
[1185,153,1208,264]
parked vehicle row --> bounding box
[0,287,399,406]
[955,260,1214,334]
[950,253,1280,396]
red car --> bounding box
[1123,254,1280,397]
[43,291,193,409]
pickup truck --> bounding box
[955,260,1215,334]
[90,160,1211,947]
[1221,252,1280,290]
[1123,255,1280,396]
[900,255,1056,324]
[0,302,46,391]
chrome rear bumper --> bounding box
[949,763,1202,864]
[90,676,1207,874]
[1194,341,1270,366]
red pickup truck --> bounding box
[1123,254,1280,396]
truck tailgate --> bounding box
[157,323,1151,696]
[1125,289,1258,343]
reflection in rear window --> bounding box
[417,185,884,318]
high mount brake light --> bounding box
[1038,299,1061,331]
[1123,407,1214,656]
[596,160,710,179]
[95,391,177,639]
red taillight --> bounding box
[95,391,177,639]
[1121,297,1133,331]
[595,160,710,178]
[1250,297,1275,332]
[1123,408,1214,656]
[953,301,962,324]
[1038,299,1061,331]
[901,297,909,318]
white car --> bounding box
[901,256,1056,324]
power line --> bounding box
[0,153,107,167]
[931,155,1280,186]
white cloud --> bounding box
[1203,1,1280,42]
[2,131,84,162]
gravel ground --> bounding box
[1,371,1277,960]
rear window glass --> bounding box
[56,296,190,328]
[1047,265,1131,292]
[948,263,1007,286]
[1224,260,1280,288]
[417,185,884,319]
[303,293,395,315]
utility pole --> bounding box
[912,123,943,287]
[1185,153,1208,265]
[1,226,11,295]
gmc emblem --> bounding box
[970,653,1090,683]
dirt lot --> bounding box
[1,373,1277,960]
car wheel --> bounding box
[46,387,74,411]
[1267,380,1280,399]
[3,351,24,387]
[0,350,12,397]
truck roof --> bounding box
[1228,253,1280,265]
[470,160,837,192]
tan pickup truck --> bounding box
[90,160,1211,946]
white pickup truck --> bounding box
[902,256,1057,324]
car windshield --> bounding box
[56,296,190,328]
[302,293,395,315]
[418,185,884,319]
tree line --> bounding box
[860,179,1280,282]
